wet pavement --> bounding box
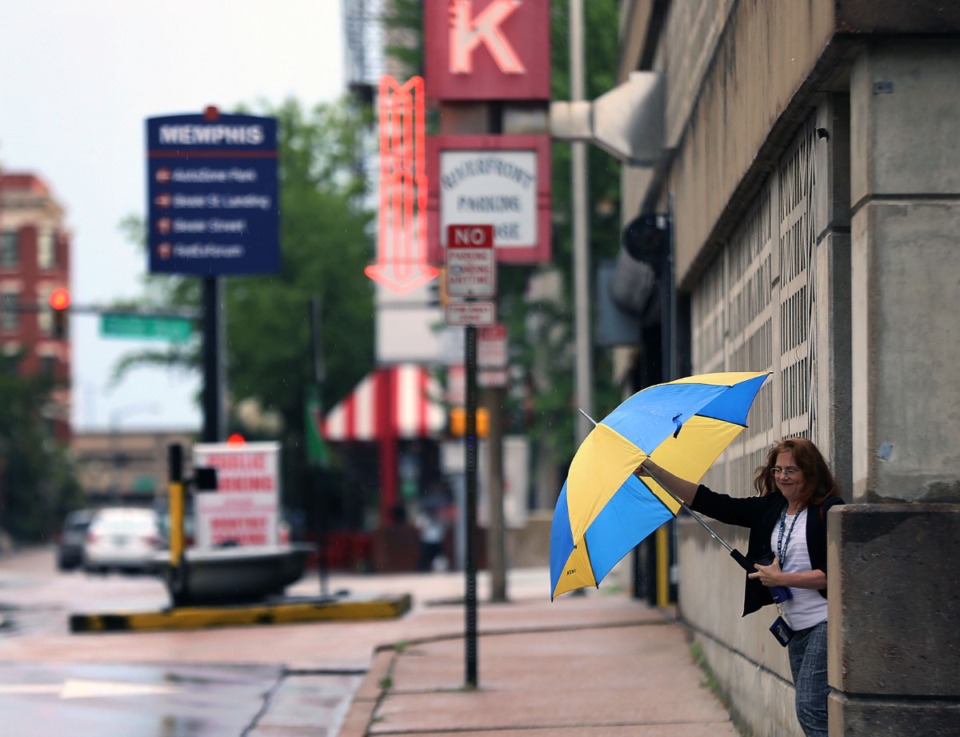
[1,548,740,736]
[0,662,288,736]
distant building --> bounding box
[0,172,72,442]
[71,429,197,506]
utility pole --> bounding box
[571,0,594,445]
[308,296,329,597]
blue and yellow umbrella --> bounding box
[550,371,770,600]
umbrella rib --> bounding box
[578,534,599,590]
[696,411,748,427]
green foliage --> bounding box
[224,98,375,432]
[381,0,424,78]
[0,356,84,540]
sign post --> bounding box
[442,224,498,689]
[425,0,552,688]
[146,108,279,442]
[464,321,479,687]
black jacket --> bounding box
[690,484,844,617]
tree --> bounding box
[0,355,83,541]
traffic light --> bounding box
[48,287,71,340]
[427,267,448,307]
[448,406,489,438]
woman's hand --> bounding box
[748,557,785,587]
[633,458,699,506]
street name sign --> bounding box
[146,111,279,276]
[100,314,193,343]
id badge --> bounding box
[770,615,795,647]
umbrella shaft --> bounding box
[685,508,735,553]
[641,465,736,554]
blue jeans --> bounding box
[787,620,829,737]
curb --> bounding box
[69,593,413,633]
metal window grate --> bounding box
[691,116,823,492]
[777,121,818,440]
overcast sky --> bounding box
[0,0,345,431]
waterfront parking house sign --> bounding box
[146,111,279,276]
[428,134,551,265]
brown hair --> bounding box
[752,437,842,506]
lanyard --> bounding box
[776,507,800,569]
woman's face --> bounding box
[772,450,806,506]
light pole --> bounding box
[570,0,594,445]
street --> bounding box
[0,547,365,736]
[0,546,554,737]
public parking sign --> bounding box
[146,112,279,276]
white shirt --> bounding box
[769,508,828,630]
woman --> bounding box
[640,437,843,737]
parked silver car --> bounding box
[82,507,163,574]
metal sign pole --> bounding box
[465,324,479,688]
[202,276,225,442]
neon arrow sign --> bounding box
[364,75,439,295]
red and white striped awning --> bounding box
[322,364,445,442]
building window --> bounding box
[38,306,53,335]
[1,289,19,331]
[0,230,18,267]
[40,354,57,378]
[38,230,56,270]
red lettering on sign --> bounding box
[203,453,267,471]
[217,476,275,493]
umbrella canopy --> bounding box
[550,371,770,600]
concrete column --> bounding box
[834,39,960,735]
[849,39,960,503]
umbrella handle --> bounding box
[730,549,754,572]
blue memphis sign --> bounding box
[147,112,279,276]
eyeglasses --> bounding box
[771,467,801,478]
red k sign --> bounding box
[424,0,551,102]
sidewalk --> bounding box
[323,569,741,737]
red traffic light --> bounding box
[49,287,71,311]
[226,433,246,445]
